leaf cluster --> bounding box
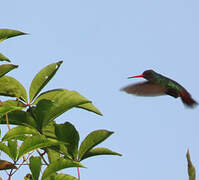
[0,29,121,180]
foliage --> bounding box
[186,150,196,180]
[0,29,121,180]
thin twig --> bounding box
[36,149,49,165]
[11,151,33,176]
[77,167,80,180]
[5,113,10,131]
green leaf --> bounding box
[0,142,12,159]
[0,105,24,117]
[2,126,40,142]
[33,89,91,122]
[0,76,27,102]
[77,102,102,116]
[33,99,54,131]
[51,174,78,180]
[29,156,42,180]
[0,110,36,126]
[8,140,18,161]
[42,122,56,139]
[55,122,79,160]
[0,159,16,170]
[42,157,85,180]
[29,61,63,102]
[18,135,64,159]
[0,29,27,42]
[34,89,102,116]
[47,149,60,164]
[78,130,114,161]
[0,53,10,62]
[2,100,25,107]
[0,64,18,78]
[187,150,196,180]
[81,147,122,161]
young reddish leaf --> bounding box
[0,29,27,42]
[0,53,10,62]
[78,130,114,161]
[0,64,18,78]
[29,156,42,180]
[41,157,85,180]
[29,61,63,103]
[0,76,27,102]
[81,147,122,161]
[0,159,16,170]
[187,150,196,180]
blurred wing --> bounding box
[121,82,165,96]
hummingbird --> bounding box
[121,70,197,107]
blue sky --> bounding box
[0,0,199,179]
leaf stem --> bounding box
[77,167,80,180]
[5,113,10,130]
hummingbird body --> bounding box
[121,70,197,107]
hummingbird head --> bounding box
[128,69,156,81]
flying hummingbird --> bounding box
[121,70,197,107]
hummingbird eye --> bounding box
[143,70,154,76]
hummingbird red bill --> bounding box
[121,70,197,108]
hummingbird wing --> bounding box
[121,81,165,96]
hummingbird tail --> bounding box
[180,91,198,107]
